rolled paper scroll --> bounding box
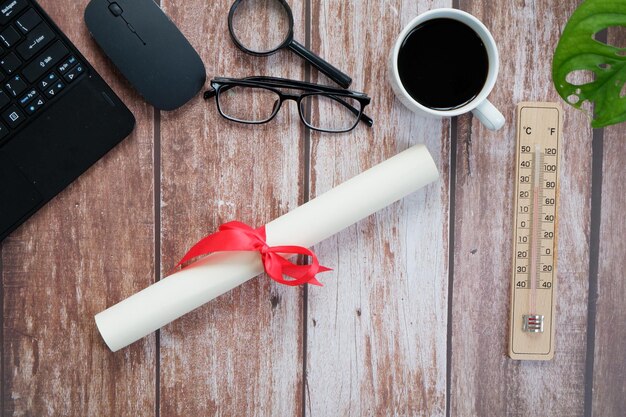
[96,144,439,351]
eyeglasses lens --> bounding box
[231,0,291,53]
[217,86,281,123]
[300,94,362,132]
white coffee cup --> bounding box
[389,8,505,131]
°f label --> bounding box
[509,102,562,361]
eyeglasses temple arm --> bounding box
[205,84,241,100]
[332,95,373,127]
[360,112,373,127]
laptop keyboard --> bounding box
[0,0,86,145]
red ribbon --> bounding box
[174,221,331,286]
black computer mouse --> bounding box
[84,0,206,110]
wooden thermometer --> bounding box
[509,102,562,360]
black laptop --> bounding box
[0,0,135,241]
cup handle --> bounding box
[471,99,505,131]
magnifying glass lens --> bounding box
[231,0,291,54]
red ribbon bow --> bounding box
[175,221,331,286]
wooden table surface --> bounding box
[1,0,624,416]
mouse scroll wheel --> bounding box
[108,2,123,16]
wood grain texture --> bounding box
[3,0,626,415]
[450,0,592,416]
[591,122,626,417]
[158,1,307,416]
[590,27,626,417]
[0,1,156,416]
[305,1,451,416]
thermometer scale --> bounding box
[509,102,562,360]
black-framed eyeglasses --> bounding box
[204,76,373,133]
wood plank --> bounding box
[450,0,591,415]
[1,0,156,416]
[305,1,451,415]
[591,122,626,417]
[590,24,626,417]
[158,1,307,416]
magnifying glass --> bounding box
[228,0,353,88]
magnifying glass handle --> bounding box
[288,40,352,88]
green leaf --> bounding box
[552,0,626,128]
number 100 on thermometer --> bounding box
[509,103,562,360]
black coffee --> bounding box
[397,18,488,110]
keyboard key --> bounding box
[4,74,26,97]
[16,23,54,60]
[0,90,9,108]
[63,64,84,83]
[58,56,77,74]
[38,72,57,90]
[18,88,36,106]
[23,41,68,83]
[24,95,44,114]
[15,8,41,34]
[0,26,20,48]
[0,0,27,25]
[2,104,25,128]
[0,52,21,74]
[43,80,64,98]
